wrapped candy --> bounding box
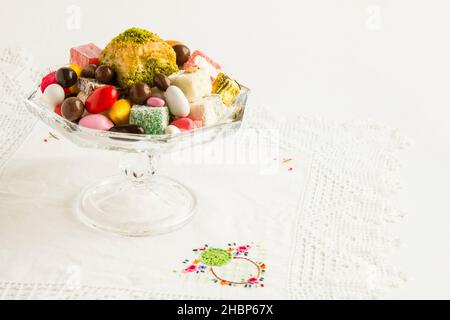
[211,73,241,107]
[129,105,169,134]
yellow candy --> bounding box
[212,73,241,107]
[67,64,82,94]
[106,99,131,125]
[69,64,82,77]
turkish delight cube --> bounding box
[183,50,222,80]
[78,77,106,96]
[169,69,212,102]
[189,95,227,127]
[130,106,169,134]
[70,43,102,68]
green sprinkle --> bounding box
[130,106,169,134]
[110,27,159,45]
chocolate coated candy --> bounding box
[109,125,145,134]
[56,67,78,88]
[172,44,191,67]
[95,65,115,84]
[61,97,84,121]
[81,64,97,78]
[150,86,165,99]
[153,73,170,91]
[128,83,152,105]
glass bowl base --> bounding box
[75,175,196,237]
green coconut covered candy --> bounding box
[130,105,169,134]
[200,248,232,267]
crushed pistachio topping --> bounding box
[110,27,160,45]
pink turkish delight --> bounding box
[70,43,102,68]
[183,50,222,80]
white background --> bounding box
[1,0,449,299]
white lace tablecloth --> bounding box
[0,49,409,299]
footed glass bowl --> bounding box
[24,75,249,237]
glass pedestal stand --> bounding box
[75,152,196,237]
[25,71,249,237]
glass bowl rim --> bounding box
[24,68,250,143]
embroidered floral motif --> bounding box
[179,242,266,288]
[236,245,251,253]
[182,265,197,273]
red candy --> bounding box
[54,103,62,116]
[40,71,57,93]
[70,43,102,68]
[170,117,195,132]
[85,86,118,114]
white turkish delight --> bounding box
[168,69,212,102]
[189,95,227,127]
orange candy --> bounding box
[166,39,182,46]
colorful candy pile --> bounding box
[40,27,242,136]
